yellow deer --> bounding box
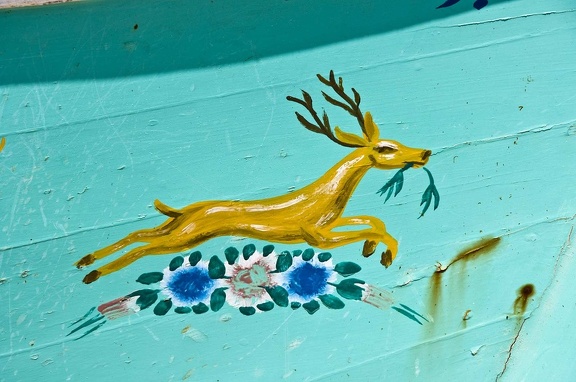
[76,71,431,283]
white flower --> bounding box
[223,249,279,309]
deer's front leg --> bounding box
[301,216,398,268]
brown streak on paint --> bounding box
[428,271,442,320]
[462,309,472,328]
[427,236,501,327]
[513,284,535,315]
[436,236,501,273]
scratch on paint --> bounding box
[435,120,575,156]
[496,225,574,381]
[445,9,576,28]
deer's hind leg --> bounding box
[302,216,398,267]
[75,218,178,268]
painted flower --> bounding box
[68,244,428,340]
[282,252,337,303]
[131,251,227,315]
[220,244,280,315]
[274,248,363,314]
[160,260,217,306]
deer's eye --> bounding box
[375,145,397,154]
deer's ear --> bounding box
[364,112,380,143]
[334,126,368,147]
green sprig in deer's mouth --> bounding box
[377,163,440,218]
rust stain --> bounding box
[513,284,535,316]
[428,271,443,320]
[462,309,472,328]
[427,236,501,326]
[437,236,501,273]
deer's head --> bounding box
[287,71,431,170]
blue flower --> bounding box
[160,260,219,307]
[281,254,337,304]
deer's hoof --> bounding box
[380,250,394,268]
[76,254,95,268]
[362,240,377,257]
[83,270,101,284]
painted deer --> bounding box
[76,71,431,283]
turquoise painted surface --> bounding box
[1,0,576,380]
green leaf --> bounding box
[169,256,184,271]
[290,302,301,310]
[262,245,275,257]
[242,244,256,260]
[136,272,164,285]
[334,262,362,277]
[192,303,209,314]
[318,294,345,309]
[239,307,256,316]
[317,252,332,262]
[335,278,366,301]
[391,306,423,325]
[292,249,302,257]
[224,247,239,265]
[188,251,202,266]
[208,256,226,279]
[153,299,172,316]
[302,300,321,315]
[264,286,289,307]
[129,289,159,310]
[276,252,293,273]
[210,288,227,312]
[256,301,275,312]
[394,171,404,197]
[302,248,314,261]
[174,307,192,314]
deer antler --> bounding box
[287,70,370,148]
[316,70,365,133]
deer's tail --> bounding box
[154,199,183,218]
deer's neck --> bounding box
[311,149,372,203]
